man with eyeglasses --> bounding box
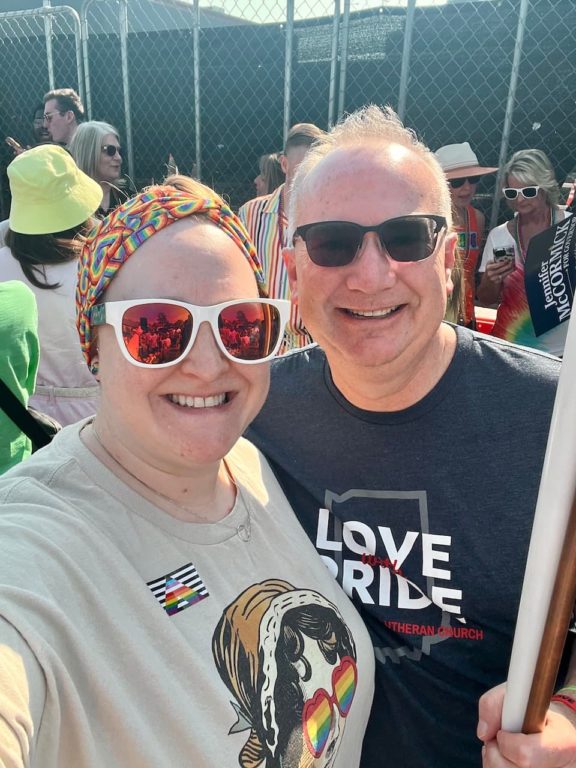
[43,87,85,146]
[247,106,575,767]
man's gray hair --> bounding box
[287,104,452,237]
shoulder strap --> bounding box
[0,378,51,449]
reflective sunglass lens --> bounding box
[523,186,537,198]
[121,303,192,364]
[218,302,281,360]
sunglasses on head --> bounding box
[502,185,540,200]
[449,176,483,188]
[293,214,447,268]
[102,144,122,157]
[90,298,290,367]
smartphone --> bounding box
[5,136,23,153]
[493,247,515,263]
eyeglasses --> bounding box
[293,214,447,267]
[90,298,290,367]
[43,110,64,123]
[503,185,540,200]
[302,656,357,758]
[102,144,122,157]
[449,176,483,188]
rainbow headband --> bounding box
[76,186,264,369]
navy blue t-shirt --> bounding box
[248,325,560,768]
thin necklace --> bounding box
[514,206,555,263]
[89,421,251,541]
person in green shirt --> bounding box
[0,280,39,473]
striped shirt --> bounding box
[239,184,312,352]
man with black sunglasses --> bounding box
[247,106,575,767]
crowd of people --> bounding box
[0,85,575,768]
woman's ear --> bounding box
[89,345,100,380]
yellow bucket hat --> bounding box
[8,144,103,235]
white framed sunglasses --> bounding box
[90,298,290,367]
[502,185,540,200]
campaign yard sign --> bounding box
[525,216,576,336]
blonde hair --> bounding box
[288,104,452,235]
[69,121,119,182]
[504,149,561,206]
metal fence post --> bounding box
[43,0,55,90]
[336,0,350,121]
[283,0,295,143]
[193,0,201,180]
[489,0,530,231]
[328,0,340,128]
[397,0,417,121]
[80,0,95,119]
[118,0,135,182]
[0,6,84,101]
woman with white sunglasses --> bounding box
[0,176,373,768]
[477,149,569,354]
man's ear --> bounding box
[280,154,288,176]
[282,246,298,305]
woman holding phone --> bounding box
[0,177,373,768]
[477,149,569,354]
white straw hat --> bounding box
[435,142,498,179]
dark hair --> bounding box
[5,223,89,290]
[43,88,85,123]
[284,122,325,155]
[32,103,45,120]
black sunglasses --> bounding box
[102,144,122,157]
[293,215,447,267]
[449,176,483,188]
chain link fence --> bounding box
[1,0,574,220]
